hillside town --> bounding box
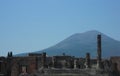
[0,35,120,76]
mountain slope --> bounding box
[38,30,120,58]
[16,30,120,58]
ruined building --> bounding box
[0,35,120,76]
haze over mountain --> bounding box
[16,30,120,58]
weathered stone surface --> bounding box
[97,35,102,69]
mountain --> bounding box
[16,30,120,58]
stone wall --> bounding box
[110,56,120,72]
[0,57,7,76]
[11,56,37,76]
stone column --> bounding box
[85,53,91,68]
[74,59,77,69]
[62,60,66,69]
[52,57,55,68]
[97,34,102,69]
[42,52,46,68]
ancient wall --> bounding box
[11,56,37,76]
[0,57,7,76]
[110,56,120,72]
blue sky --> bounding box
[0,0,120,56]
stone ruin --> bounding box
[0,35,120,76]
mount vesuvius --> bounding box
[16,30,120,58]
